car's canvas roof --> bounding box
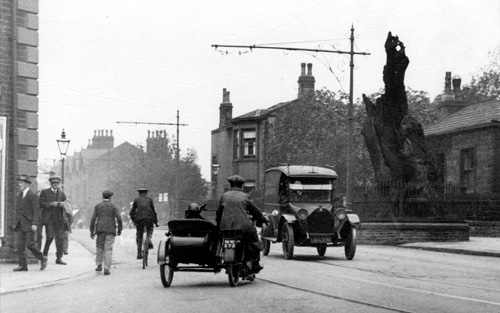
[265,165,338,179]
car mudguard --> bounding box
[347,213,361,227]
[157,237,169,265]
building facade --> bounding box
[211,63,315,200]
[0,0,39,259]
[424,72,500,194]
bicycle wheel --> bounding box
[142,237,149,269]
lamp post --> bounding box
[211,163,220,200]
[56,129,70,186]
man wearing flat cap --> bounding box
[90,190,122,275]
[129,188,158,259]
[216,175,268,273]
[38,175,69,265]
[13,174,48,271]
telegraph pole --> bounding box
[212,25,369,210]
[117,109,188,217]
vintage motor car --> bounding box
[260,165,360,260]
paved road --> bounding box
[2,229,500,313]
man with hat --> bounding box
[39,175,69,265]
[129,188,158,259]
[13,174,48,271]
[90,190,122,275]
[216,175,268,273]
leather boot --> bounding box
[137,246,143,259]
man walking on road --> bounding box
[129,188,158,259]
[39,175,70,265]
[90,190,122,275]
[13,174,47,271]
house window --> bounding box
[242,129,256,158]
[234,130,240,159]
[460,148,475,194]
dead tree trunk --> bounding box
[362,32,437,193]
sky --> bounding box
[38,0,500,180]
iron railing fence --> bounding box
[352,181,500,222]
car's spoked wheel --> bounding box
[282,223,294,260]
[317,246,327,256]
[227,263,240,287]
[344,227,357,260]
[262,239,271,256]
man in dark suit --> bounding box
[39,175,69,265]
[13,174,47,271]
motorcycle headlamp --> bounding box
[297,209,309,219]
[334,208,347,220]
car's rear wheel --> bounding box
[344,227,357,260]
[317,246,327,256]
[262,239,271,256]
[282,223,294,260]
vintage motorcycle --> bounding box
[157,205,259,287]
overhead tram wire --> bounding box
[212,25,370,210]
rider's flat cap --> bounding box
[227,175,245,184]
[137,188,149,193]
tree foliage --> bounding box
[265,89,373,192]
[461,47,500,103]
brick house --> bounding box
[0,0,39,260]
[211,63,315,200]
[424,72,500,194]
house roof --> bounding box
[232,99,297,121]
[424,100,500,136]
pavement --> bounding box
[0,235,499,295]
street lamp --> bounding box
[56,129,70,185]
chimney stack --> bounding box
[438,72,465,120]
[219,88,233,128]
[298,63,315,98]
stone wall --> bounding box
[468,221,500,237]
[358,222,470,245]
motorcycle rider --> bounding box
[216,175,267,273]
[129,188,158,259]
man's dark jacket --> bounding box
[90,200,123,235]
[216,188,266,230]
[14,189,40,232]
[39,187,68,231]
[130,195,157,223]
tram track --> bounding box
[260,250,500,311]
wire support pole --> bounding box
[116,111,188,216]
[213,26,369,210]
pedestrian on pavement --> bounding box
[90,190,122,275]
[129,188,158,259]
[38,175,70,265]
[13,174,47,271]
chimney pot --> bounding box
[307,63,312,76]
[301,63,306,76]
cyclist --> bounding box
[129,188,158,259]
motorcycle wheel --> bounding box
[227,263,240,287]
[262,239,271,256]
[160,263,174,287]
[344,227,357,260]
[317,246,327,256]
